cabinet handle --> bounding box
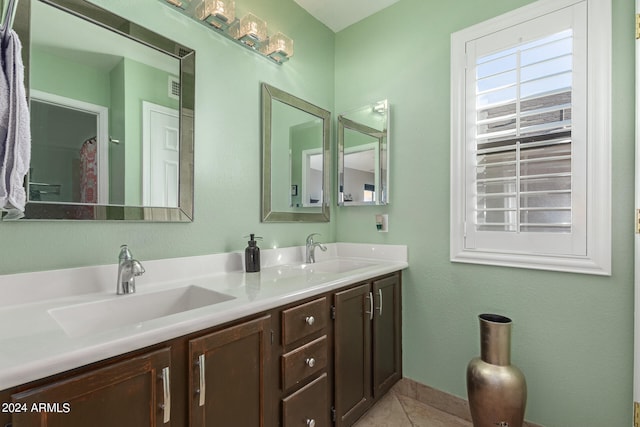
[197,354,206,407]
[306,419,316,427]
[305,316,315,326]
[364,291,373,321]
[160,366,171,423]
[305,357,316,368]
[377,288,383,317]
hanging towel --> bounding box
[0,29,31,219]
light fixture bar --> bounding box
[160,0,293,65]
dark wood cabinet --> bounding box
[334,283,372,427]
[188,315,271,427]
[372,274,402,398]
[2,270,402,427]
[10,348,171,427]
[333,272,402,427]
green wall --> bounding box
[30,47,179,205]
[110,59,126,204]
[334,0,634,426]
[122,57,180,205]
[290,121,323,208]
[2,0,634,425]
[2,0,335,272]
[31,46,111,106]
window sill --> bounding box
[450,249,611,276]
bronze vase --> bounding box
[466,314,527,427]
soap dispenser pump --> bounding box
[245,234,262,273]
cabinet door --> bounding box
[333,283,372,427]
[372,274,402,398]
[11,348,172,427]
[189,315,271,427]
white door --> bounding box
[142,102,179,207]
[635,2,640,423]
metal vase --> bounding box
[466,314,527,427]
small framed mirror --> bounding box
[338,100,390,206]
[261,83,331,222]
[13,0,195,221]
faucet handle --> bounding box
[131,260,145,277]
[306,233,321,244]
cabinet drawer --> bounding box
[282,373,328,427]
[282,336,327,390]
[282,297,328,346]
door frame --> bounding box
[30,90,109,204]
[634,1,640,423]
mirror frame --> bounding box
[337,100,390,206]
[13,0,196,221]
[261,83,331,222]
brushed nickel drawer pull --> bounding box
[305,316,315,326]
[365,291,374,321]
[161,366,171,423]
[306,419,316,427]
[197,354,206,407]
[305,357,316,368]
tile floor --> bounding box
[353,389,472,427]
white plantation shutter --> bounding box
[450,0,611,275]
[474,30,574,235]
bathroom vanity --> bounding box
[0,244,406,427]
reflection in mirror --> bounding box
[338,100,390,206]
[261,83,330,222]
[13,0,195,221]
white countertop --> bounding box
[0,243,407,390]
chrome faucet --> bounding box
[305,233,327,264]
[117,245,145,295]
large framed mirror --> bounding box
[11,0,195,221]
[338,100,390,206]
[261,83,330,222]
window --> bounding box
[450,0,611,275]
[364,184,376,202]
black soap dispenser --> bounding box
[245,234,262,273]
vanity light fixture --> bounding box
[261,32,294,63]
[231,13,267,48]
[159,0,293,65]
[193,0,235,30]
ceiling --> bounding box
[293,0,401,33]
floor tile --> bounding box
[397,394,472,427]
[353,391,412,427]
[353,390,472,427]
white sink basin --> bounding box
[49,285,235,337]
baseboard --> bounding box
[392,378,544,427]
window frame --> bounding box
[450,0,611,275]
